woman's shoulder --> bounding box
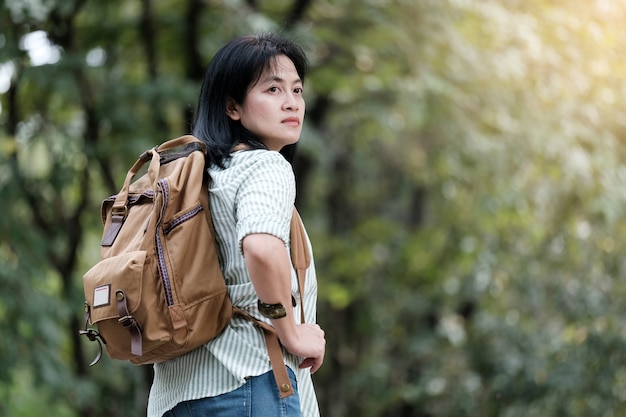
[234,149,288,163]
[208,149,293,184]
[224,149,292,172]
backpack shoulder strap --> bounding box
[290,208,310,324]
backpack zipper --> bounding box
[155,179,175,306]
[163,204,204,234]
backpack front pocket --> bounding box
[83,250,147,323]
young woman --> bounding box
[147,34,326,417]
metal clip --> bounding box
[78,328,107,367]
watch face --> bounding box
[267,306,286,319]
[258,301,287,319]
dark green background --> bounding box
[2,1,626,416]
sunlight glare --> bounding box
[86,48,107,67]
[0,61,15,94]
[20,30,61,66]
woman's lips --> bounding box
[282,117,300,126]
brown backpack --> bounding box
[80,135,308,398]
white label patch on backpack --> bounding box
[94,284,111,307]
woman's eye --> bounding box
[294,87,303,94]
[268,86,279,93]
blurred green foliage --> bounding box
[2,0,626,416]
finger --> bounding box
[300,355,324,373]
[310,357,323,374]
[299,357,315,369]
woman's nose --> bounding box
[283,93,300,111]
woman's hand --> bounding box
[276,322,326,374]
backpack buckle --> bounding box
[118,314,140,330]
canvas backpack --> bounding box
[79,135,309,398]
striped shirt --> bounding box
[147,150,320,417]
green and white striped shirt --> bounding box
[147,150,320,417]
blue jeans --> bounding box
[163,367,300,417]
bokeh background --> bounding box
[3,0,626,416]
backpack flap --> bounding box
[83,250,148,358]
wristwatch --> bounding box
[257,300,287,319]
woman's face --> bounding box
[227,54,305,151]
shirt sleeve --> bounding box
[235,151,296,255]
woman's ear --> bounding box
[225,97,240,121]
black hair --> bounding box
[192,33,308,168]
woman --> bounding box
[147,34,326,417]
